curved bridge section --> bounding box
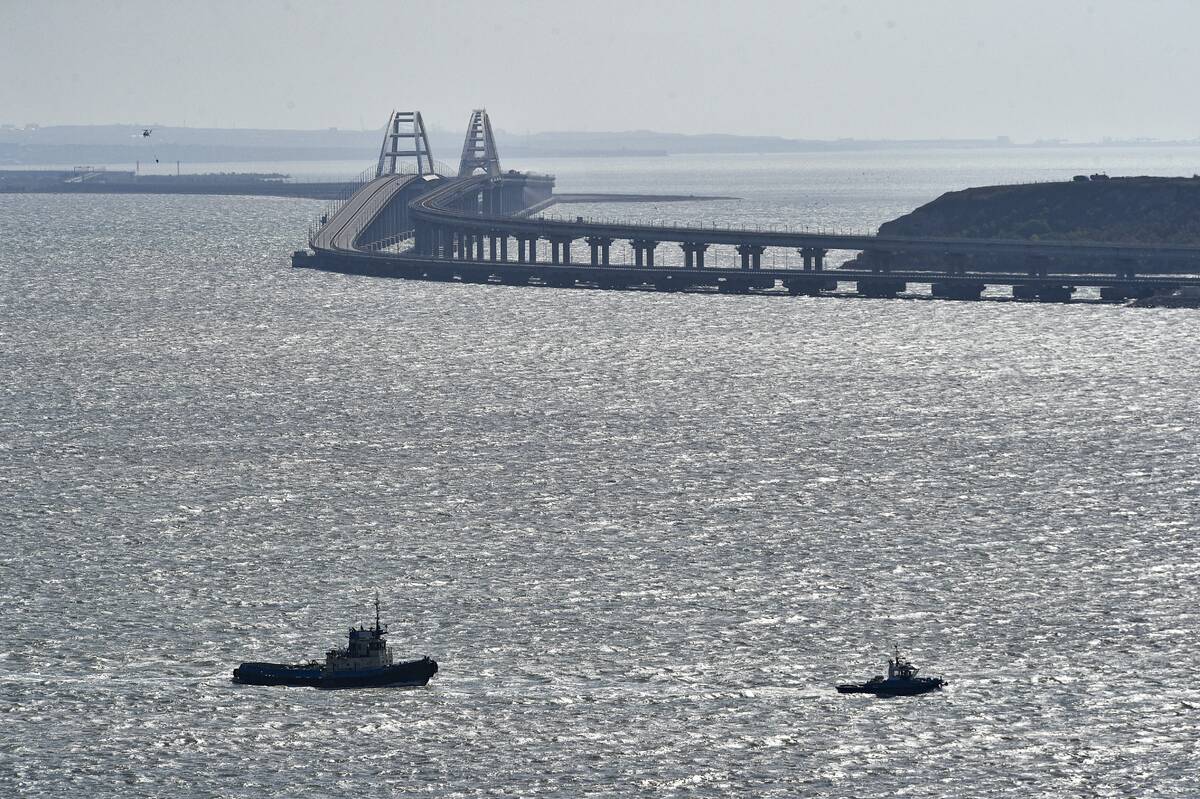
[310,174,422,253]
[297,108,1200,303]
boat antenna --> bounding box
[374,591,382,633]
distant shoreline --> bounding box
[0,170,352,200]
[5,124,1200,167]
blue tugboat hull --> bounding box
[318,658,438,690]
[232,662,323,687]
[233,657,437,689]
[836,678,945,697]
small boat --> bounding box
[233,594,438,689]
[836,646,945,697]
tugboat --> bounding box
[232,594,438,689]
[836,646,946,697]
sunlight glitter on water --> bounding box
[3,150,1200,796]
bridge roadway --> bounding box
[409,176,1200,267]
[310,173,428,252]
[303,246,1200,294]
[302,171,1200,302]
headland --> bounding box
[854,175,1200,273]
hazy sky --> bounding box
[2,0,1197,141]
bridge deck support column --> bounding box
[488,235,498,262]
[527,237,538,264]
[737,244,765,271]
[631,239,657,268]
[586,236,614,266]
[475,234,486,261]
[500,236,509,262]
[813,248,826,271]
[801,248,813,271]
[680,242,708,269]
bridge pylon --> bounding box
[376,110,436,177]
[458,109,502,178]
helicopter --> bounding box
[142,128,152,137]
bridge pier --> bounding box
[784,276,837,295]
[799,247,827,271]
[680,242,709,269]
[930,280,985,300]
[1013,282,1075,302]
[586,236,613,266]
[549,237,574,265]
[631,239,658,267]
[513,235,538,264]
[855,277,907,298]
[1100,284,1157,302]
[736,244,765,271]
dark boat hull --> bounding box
[836,678,945,697]
[233,657,438,689]
[232,662,322,687]
[318,658,438,690]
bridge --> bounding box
[295,109,1200,303]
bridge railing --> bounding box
[534,210,880,239]
[357,230,415,253]
[306,164,377,246]
[307,161,458,248]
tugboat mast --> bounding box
[374,591,382,634]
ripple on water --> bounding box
[2,178,1200,797]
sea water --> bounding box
[2,147,1199,797]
